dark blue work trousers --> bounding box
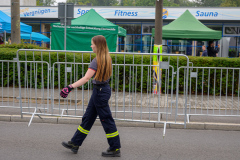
[71,84,121,150]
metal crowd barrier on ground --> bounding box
[0,59,49,113]
[0,60,18,110]
[2,49,240,132]
[3,49,190,136]
[2,49,240,133]
[181,66,240,123]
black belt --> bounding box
[93,83,109,91]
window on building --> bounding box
[41,24,51,38]
[207,25,223,32]
[229,37,240,57]
[118,23,141,34]
[26,23,40,32]
[122,35,142,52]
[142,35,152,53]
[224,26,240,36]
[142,24,155,34]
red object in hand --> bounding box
[60,85,73,98]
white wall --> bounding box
[1,0,10,5]
[21,0,36,6]
[0,0,36,6]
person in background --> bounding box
[207,41,220,57]
[8,37,11,44]
[0,37,4,44]
[202,45,208,57]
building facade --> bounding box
[0,0,36,6]
[0,6,239,57]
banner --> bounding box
[1,6,240,20]
[153,45,162,94]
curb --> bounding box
[1,114,240,131]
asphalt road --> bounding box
[1,121,240,160]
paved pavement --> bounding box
[1,86,240,160]
[1,87,240,110]
[1,121,240,160]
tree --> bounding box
[193,0,223,7]
[66,0,91,5]
[163,0,179,6]
[67,0,196,6]
[67,0,118,6]
[221,0,240,6]
[37,0,56,6]
[66,0,79,5]
[94,0,119,6]
[174,0,180,4]
[178,0,196,7]
[11,0,20,44]
[122,0,135,6]
[135,0,155,6]
[135,0,179,6]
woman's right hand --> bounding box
[60,85,73,98]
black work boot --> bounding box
[62,141,79,154]
[102,148,121,157]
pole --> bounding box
[64,3,67,50]
[11,0,21,44]
[155,0,163,45]
[150,36,153,53]
[4,31,6,45]
[116,36,119,52]
[50,32,51,50]
[153,0,163,94]
[124,37,126,52]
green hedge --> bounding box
[1,47,240,96]
[0,43,47,49]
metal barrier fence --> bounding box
[182,66,240,123]
[1,49,190,136]
[0,59,49,113]
[0,49,189,134]
[2,50,240,132]
[0,60,18,110]
[2,49,240,131]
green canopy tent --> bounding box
[152,10,222,41]
[51,9,126,52]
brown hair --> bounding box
[92,35,112,81]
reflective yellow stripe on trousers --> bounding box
[106,131,119,138]
[78,125,89,135]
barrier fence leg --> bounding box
[163,122,166,138]
[15,54,23,118]
[187,114,190,123]
[28,108,36,127]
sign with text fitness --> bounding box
[0,7,239,20]
[76,8,168,19]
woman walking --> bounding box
[60,35,121,157]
